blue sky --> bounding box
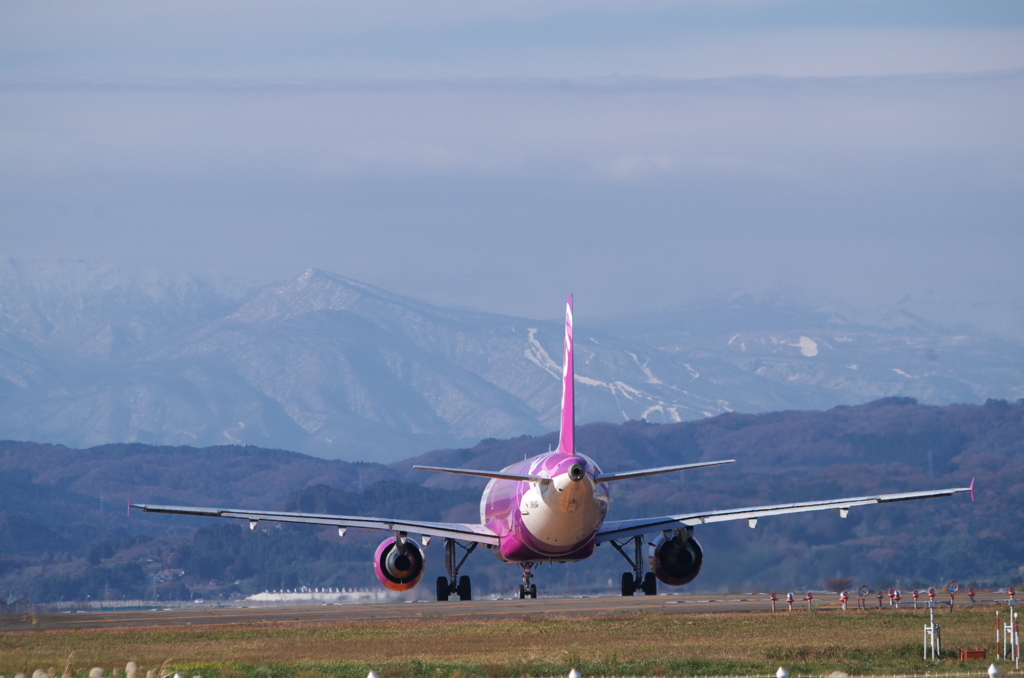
[2,1,1023,322]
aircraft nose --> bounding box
[569,463,585,482]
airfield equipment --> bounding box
[924,598,942,660]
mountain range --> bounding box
[1,258,1020,462]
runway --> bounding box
[1,594,777,632]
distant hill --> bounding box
[1,259,1021,462]
[1,398,1021,604]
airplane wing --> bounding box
[594,481,974,544]
[130,503,500,546]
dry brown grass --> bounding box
[0,605,1013,677]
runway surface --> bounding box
[1,594,780,632]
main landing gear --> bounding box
[435,538,477,601]
[610,535,657,596]
[517,562,538,599]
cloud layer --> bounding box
[1,2,1022,320]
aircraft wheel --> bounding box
[642,572,657,596]
[621,572,635,596]
[436,576,449,601]
[529,584,537,599]
[517,584,526,599]
[458,575,472,601]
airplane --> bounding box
[131,295,974,601]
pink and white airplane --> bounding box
[132,295,973,600]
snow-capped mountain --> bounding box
[0,259,1020,461]
[596,289,1024,411]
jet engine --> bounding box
[373,536,425,591]
[648,532,703,586]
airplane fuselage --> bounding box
[481,451,609,562]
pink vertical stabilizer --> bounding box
[557,294,575,455]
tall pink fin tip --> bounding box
[558,294,575,455]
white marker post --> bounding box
[1011,614,1019,671]
[1004,588,1020,669]
[1004,589,1014,658]
[998,610,1002,658]
[924,598,941,660]
[1016,612,1021,670]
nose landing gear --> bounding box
[517,562,538,599]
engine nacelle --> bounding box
[373,536,425,591]
[648,532,703,587]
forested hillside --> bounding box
[1,398,1021,606]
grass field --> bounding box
[0,605,1016,678]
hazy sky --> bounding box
[2,1,1022,320]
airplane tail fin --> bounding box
[557,294,575,455]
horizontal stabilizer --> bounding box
[595,459,735,482]
[413,465,550,483]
